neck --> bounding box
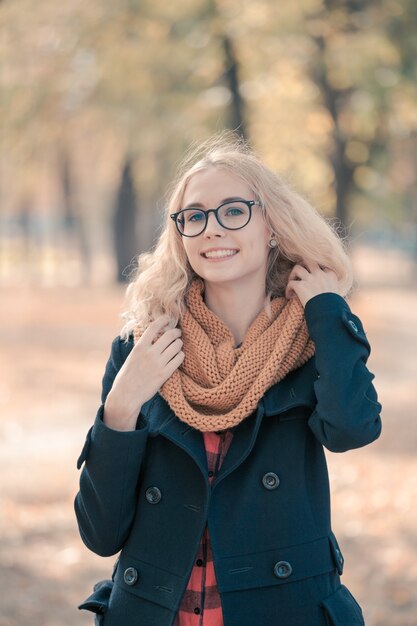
[202,278,267,346]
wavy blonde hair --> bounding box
[119,130,353,342]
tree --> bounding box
[112,158,139,283]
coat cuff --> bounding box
[76,404,148,470]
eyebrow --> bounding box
[182,196,247,210]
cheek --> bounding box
[183,242,200,265]
[247,221,270,252]
[245,233,269,259]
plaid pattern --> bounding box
[174,429,235,626]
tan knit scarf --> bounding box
[133,277,315,433]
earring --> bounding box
[268,238,278,248]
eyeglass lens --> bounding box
[177,201,251,236]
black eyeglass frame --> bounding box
[170,199,263,237]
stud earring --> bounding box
[268,238,278,248]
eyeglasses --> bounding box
[170,199,263,237]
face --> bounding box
[179,167,271,289]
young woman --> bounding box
[75,131,382,626]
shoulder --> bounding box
[110,333,135,368]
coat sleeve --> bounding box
[304,292,382,453]
[74,335,149,556]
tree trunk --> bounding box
[58,145,92,284]
[221,34,246,139]
[308,33,354,235]
[112,157,139,283]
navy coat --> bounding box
[74,292,382,626]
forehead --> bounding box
[182,167,252,205]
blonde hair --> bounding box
[119,130,353,341]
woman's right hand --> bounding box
[103,315,184,431]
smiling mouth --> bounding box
[201,250,240,259]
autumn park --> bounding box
[1,1,417,625]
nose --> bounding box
[203,210,225,237]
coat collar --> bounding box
[141,356,316,487]
[262,355,316,416]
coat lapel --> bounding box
[214,356,317,487]
[262,355,317,416]
[146,394,209,479]
[144,356,317,486]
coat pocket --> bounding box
[320,584,365,625]
[78,578,113,623]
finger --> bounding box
[161,336,183,364]
[304,260,320,273]
[140,315,171,346]
[285,279,299,299]
[286,288,299,301]
[155,327,182,352]
[290,265,310,279]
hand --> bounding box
[103,315,184,431]
[285,261,340,309]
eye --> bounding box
[186,210,204,222]
[225,207,244,215]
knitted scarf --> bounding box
[133,277,315,433]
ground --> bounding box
[0,245,416,626]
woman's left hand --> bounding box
[285,261,341,309]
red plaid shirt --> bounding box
[174,428,235,626]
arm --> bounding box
[74,336,149,556]
[304,292,382,453]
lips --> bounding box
[200,249,239,258]
[200,250,240,263]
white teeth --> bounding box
[203,250,238,258]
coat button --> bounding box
[348,320,358,332]
[273,561,293,579]
[124,567,138,586]
[145,486,162,504]
[262,472,280,490]
[335,548,344,568]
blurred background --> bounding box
[1,0,416,624]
